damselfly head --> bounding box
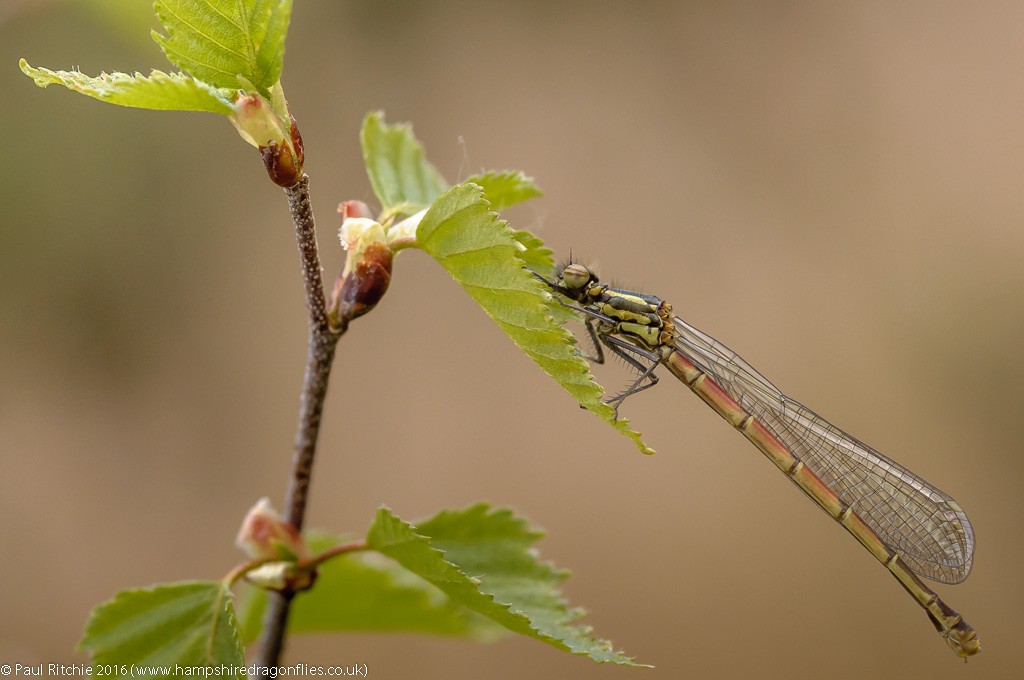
[559,262,598,291]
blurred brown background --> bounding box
[2,1,1022,678]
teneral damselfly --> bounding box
[536,262,978,658]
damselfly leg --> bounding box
[535,269,661,415]
[531,261,979,658]
[589,324,661,415]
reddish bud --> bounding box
[334,243,393,329]
[260,140,302,187]
[289,113,304,170]
[236,498,308,561]
[231,93,285,146]
[338,200,373,220]
[230,91,303,187]
[329,218,394,333]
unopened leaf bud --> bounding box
[244,562,318,593]
[329,217,394,333]
[229,90,303,187]
[338,200,372,220]
[235,497,307,561]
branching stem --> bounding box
[255,175,341,667]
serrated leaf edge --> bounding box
[19,60,236,114]
[416,183,655,455]
[78,581,244,669]
[370,506,647,666]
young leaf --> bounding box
[359,115,647,451]
[367,505,647,667]
[415,183,654,454]
[360,115,546,219]
[512,228,556,273]
[152,0,293,95]
[18,62,235,113]
[361,114,648,452]
[237,535,504,642]
[464,170,543,212]
[361,112,448,216]
[79,581,244,673]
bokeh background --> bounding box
[2,2,1023,678]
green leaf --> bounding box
[361,114,650,453]
[237,535,504,642]
[361,112,448,216]
[416,183,654,455]
[367,505,648,667]
[511,228,556,273]
[79,581,244,673]
[152,0,293,95]
[18,61,235,113]
[464,171,543,212]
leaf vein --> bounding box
[160,2,251,63]
[158,44,239,79]
[232,0,260,75]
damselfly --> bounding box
[536,262,979,658]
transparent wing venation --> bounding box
[673,316,974,584]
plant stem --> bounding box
[302,539,368,570]
[256,175,341,666]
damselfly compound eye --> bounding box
[553,257,978,657]
[560,263,593,290]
